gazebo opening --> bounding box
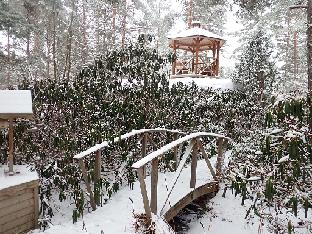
[168,21,225,78]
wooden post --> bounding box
[173,133,178,170]
[212,42,216,58]
[8,118,14,174]
[137,167,152,221]
[196,140,217,180]
[172,40,177,75]
[94,150,101,183]
[190,141,198,188]
[194,38,199,74]
[141,133,147,178]
[216,41,220,76]
[216,138,224,179]
[150,158,158,214]
[79,159,96,210]
[34,181,39,228]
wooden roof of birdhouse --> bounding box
[0,90,33,120]
[168,24,225,51]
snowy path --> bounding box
[31,158,218,234]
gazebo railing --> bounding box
[175,56,217,76]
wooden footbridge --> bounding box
[73,128,229,233]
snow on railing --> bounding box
[73,128,185,159]
[74,128,186,210]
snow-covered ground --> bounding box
[169,78,233,90]
[30,157,220,234]
[187,187,264,234]
[187,186,312,234]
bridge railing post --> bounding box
[94,150,101,183]
[190,140,198,188]
[150,158,159,214]
[137,167,152,222]
[216,137,228,179]
[141,133,147,178]
[173,133,178,170]
[196,139,217,180]
[78,159,96,210]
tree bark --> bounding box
[188,0,193,28]
[307,0,312,94]
[6,27,10,87]
[307,0,312,131]
[63,0,75,80]
[112,6,117,47]
[121,0,127,48]
[81,0,88,63]
[52,2,58,80]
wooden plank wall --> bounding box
[0,180,39,234]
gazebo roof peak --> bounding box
[168,22,225,50]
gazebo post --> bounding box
[191,51,195,72]
[8,118,14,175]
[195,38,199,74]
[172,40,177,75]
[216,41,220,76]
[212,42,217,75]
[213,42,216,60]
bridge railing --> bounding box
[131,132,230,221]
[73,128,186,210]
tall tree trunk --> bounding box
[112,6,117,47]
[82,0,88,64]
[121,0,127,48]
[307,0,312,131]
[6,27,10,87]
[32,5,41,56]
[52,2,58,80]
[188,0,193,28]
[95,4,100,54]
[307,0,312,94]
[63,0,75,80]
[46,20,51,79]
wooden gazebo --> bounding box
[168,21,225,78]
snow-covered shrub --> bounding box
[227,96,312,232]
[0,37,262,227]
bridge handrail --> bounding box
[132,132,230,169]
[73,128,185,160]
[131,131,230,222]
[73,128,186,211]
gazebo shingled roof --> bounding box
[168,27,225,51]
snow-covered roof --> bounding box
[168,26,226,51]
[0,90,33,119]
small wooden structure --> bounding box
[0,90,39,233]
[0,166,39,234]
[168,21,225,78]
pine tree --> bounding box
[233,30,277,101]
